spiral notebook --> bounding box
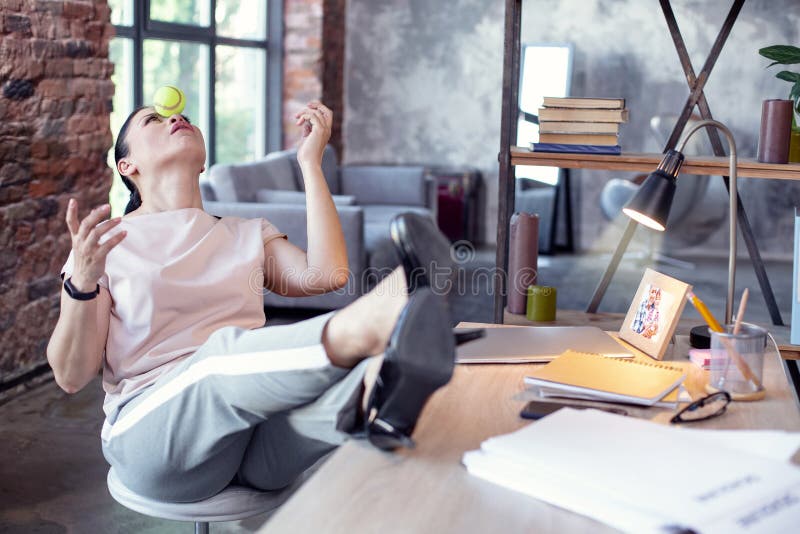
[524,350,686,407]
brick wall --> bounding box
[0,0,114,392]
[283,0,323,150]
[321,0,345,158]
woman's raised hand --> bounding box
[295,101,333,168]
[65,199,126,292]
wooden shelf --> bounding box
[511,147,800,180]
[780,344,800,361]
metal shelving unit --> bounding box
[494,0,792,326]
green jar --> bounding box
[789,127,800,163]
[526,285,557,322]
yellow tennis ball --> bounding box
[153,85,186,117]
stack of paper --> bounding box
[462,409,800,533]
[524,350,686,408]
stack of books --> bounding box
[531,96,628,155]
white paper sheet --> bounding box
[463,450,676,534]
[677,428,800,463]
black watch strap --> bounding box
[63,277,100,300]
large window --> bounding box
[107,0,281,215]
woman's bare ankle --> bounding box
[321,268,408,367]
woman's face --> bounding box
[118,106,206,179]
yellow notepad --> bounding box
[524,350,686,407]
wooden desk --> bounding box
[260,323,800,534]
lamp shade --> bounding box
[622,149,684,231]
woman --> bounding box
[46,102,457,502]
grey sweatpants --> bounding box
[101,312,370,503]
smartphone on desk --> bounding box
[520,400,628,420]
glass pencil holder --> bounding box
[708,323,767,401]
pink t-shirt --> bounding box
[60,208,287,417]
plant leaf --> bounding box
[777,71,800,82]
[791,81,800,113]
[792,82,800,112]
[759,45,800,65]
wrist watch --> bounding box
[63,277,100,301]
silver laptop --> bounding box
[455,326,632,364]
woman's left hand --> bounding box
[295,101,333,168]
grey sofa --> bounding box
[201,146,436,310]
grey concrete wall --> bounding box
[343,0,504,245]
[344,0,800,256]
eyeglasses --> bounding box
[670,391,731,424]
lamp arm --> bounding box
[676,119,738,324]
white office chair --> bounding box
[107,467,296,533]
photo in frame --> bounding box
[619,268,692,360]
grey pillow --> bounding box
[208,155,298,202]
[256,189,356,206]
[199,180,217,201]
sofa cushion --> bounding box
[199,179,217,201]
[361,205,432,252]
[340,166,427,206]
[275,145,340,195]
[256,189,357,206]
[208,156,298,202]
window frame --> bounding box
[112,0,282,164]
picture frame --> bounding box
[619,268,692,360]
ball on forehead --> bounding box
[153,85,186,117]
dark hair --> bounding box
[115,106,148,214]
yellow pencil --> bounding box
[689,290,762,389]
[686,292,724,333]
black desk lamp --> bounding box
[621,119,739,323]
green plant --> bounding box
[758,45,800,117]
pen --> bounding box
[686,292,723,332]
[726,288,761,388]
[732,288,749,335]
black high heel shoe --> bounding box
[390,212,454,295]
[365,287,455,450]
